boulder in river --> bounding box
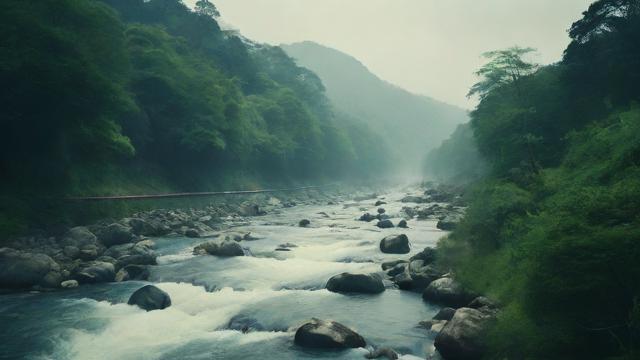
[374,200,386,206]
[434,307,494,359]
[98,223,134,246]
[400,195,426,203]
[376,219,394,229]
[61,226,97,248]
[381,259,407,271]
[227,314,265,333]
[0,248,61,289]
[299,219,311,227]
[410,247,437,264]
[128,285,172,311]
[128,218,170,237]
[433,307,457,321]
[103,241,157,270]
[359,213,377,222]
[422,277,475,307]
[115,264,150,282]
[436,214,464,231]
[397,219,408,228]
[74,261,115,284]
[365,347,399,359]
[377,208,386,214]
[194,240,245,257]
[326,273,385,294]
[379,234,410,254]
[294,318,366,349]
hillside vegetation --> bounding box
[282,41,468,173]
[0,0,389,236]
[432,1,640,358]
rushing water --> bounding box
[0,189,446,360]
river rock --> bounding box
[359,213,377,222]
[433,307,457,321]
[365,347,399,359]
[128,218,170,237]
[386,263,407,277]
[128,285,171,311]
[115,264,150,282]
[0,248,61,288]
[379,234,409,254]
[419,319,448,333]
[60,279,79,288]
[381,259,407,271]
[194,240,245,257]
[227,314,265,333]
[410,247,437,264]
[326,273,385,294]
[294,318,366,349]
[299,219,311,227]
[78,244,99,260]
[98,223,134,246]
[377,208,386,214]
[397,220,408,228]
[374,200,386,206]
[434,308,493,359]
[103,241,156,270]
[423,277,475,307]
[376,219,394,229]
[436,214,463,231]
[74,261,115,284]
[401,195,426,203]
[61,226,97,247]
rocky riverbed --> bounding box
[0,183,497,359]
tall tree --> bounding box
[194,0,220,18]
[467,46,538,99]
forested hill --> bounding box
[282,41,468,174]
[428,0,640,358]
[0,0,389,236]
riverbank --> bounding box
[0,182,498,359]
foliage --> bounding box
[438,1,640,358]
[0,0,388,236]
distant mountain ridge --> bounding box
[281,41,468,173]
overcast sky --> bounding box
[187,0,593,109]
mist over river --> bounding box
[0,188,447,360]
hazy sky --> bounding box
[187,0,593,109]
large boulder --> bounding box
[128,285,171,311]
[74,261,115,284]
[434,308,494,359]
[194,240,245,257]
[381,259,407,271]
[0,248,61,288]
[61,226,97,247]
[294,318,366,349]
[410,247,437,264]
[128,218,170,237]
[423,277,475,307]
[326,273,385,294]
[103,241,156,270]
[407,260,443,291]
[98,223,135,246]
[379,234,410,254]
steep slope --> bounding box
[282,41,468,173]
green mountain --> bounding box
[0,0,389,236]
[282,41,468,174]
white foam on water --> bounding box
[60,283,301,360]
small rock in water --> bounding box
[359,213,377,222]
[379,234,410,254]
[374,200,386,206]
[294,318,366,349]
[365,347,399,359]
[326,273,385,294]
[60,280,79,289]
[377,208,386,214]
[376,220,394,229]
[397,220,408,228]
[194,240,245,257]
[228,314,265,333]
[422,277,475,307]
[128,285,171,311]
[299,219,311,227]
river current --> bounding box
[0,189,446,360]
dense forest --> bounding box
[0,0,389,236]
[428,0,640,358]
[282,42,468,175]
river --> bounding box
[0,188,446,360]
